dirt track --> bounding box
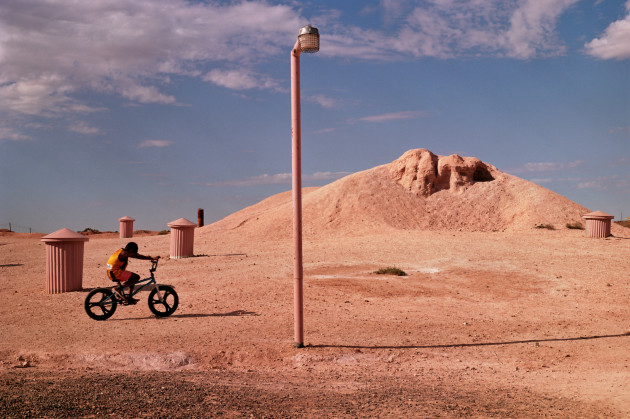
[1,224,629,417]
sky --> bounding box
[1,0,629,234]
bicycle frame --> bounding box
[115,260,166,302]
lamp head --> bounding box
[298,25,319,53]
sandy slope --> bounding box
[1,149,629,417]
[209,149,611,239]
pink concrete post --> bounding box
[119,216,135,238]
[583,211,614,238]
[291,38,304,348]
[41,228,89,293]
[168,218,196,259]
[290,25,319,348]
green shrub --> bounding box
[374,267,408,276]
[79,227,101,234]
[157,230,170,235]
[566,222,584,230]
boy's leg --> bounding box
[117,271,138,303]
[122,273,140,303]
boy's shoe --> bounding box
[112,288,125,301]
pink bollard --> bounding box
[119,216,135,238]
[168,218,196,259]
[582,211,614,238]
[41,228,89,293]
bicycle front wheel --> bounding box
[148,285,178,317]
[84,288,118,320]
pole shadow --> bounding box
[308,332,630,350]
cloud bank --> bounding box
[0,0,626,141]
[0,0,301,118]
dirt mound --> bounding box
[202,148,594,238]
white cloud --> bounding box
[530,178,553,184]
[577,180,601,189]
[357,110,427,123]
[611,157,630,166]
[307,94,339,109]
[205,171,350,187]
[0,126,32,141]
[138,140,173,148]
[511,160,585,173]
[585,1,630,60]
[502,0,579,59]
[609,126,630,134]
[119,83,177,105]
[203,69,281,92]
[576,175,629,189]
[68,122,102,135]
[308,171,352,181]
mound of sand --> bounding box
[203,148,593,238]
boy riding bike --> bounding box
[106,242,158,305]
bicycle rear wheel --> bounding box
[84,288,118,320]
[148,285,178,317]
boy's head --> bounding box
[124,242,138,253]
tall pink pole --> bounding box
[291,40,304,348]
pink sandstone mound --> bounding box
[202,148,599,238]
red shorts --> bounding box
[109,270,133,283]
[117,270,133,282]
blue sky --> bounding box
[1,0,629,234]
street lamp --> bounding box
[291,24,319,348]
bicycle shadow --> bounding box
[109,310,259,321]
[308,332,630,350]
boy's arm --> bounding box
[127,252,158,261]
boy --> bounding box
[106,242,158,304]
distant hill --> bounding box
[202,149,596,238]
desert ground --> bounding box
[2,150,629,417]
[1,224,629,417]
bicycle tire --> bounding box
[148,285,178,317]
[84,288,118,320]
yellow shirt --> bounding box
[106,248,128,280]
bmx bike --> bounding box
[84,258,178,321]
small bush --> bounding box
[566,222,584,230]
[614,220,630,229]
[157,230,170,235]
[374,267,408,276]
[79,227,101,234]
[535,224,555,230]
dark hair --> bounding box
[124,242,138,253]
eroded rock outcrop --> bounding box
[390,149,498,196]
